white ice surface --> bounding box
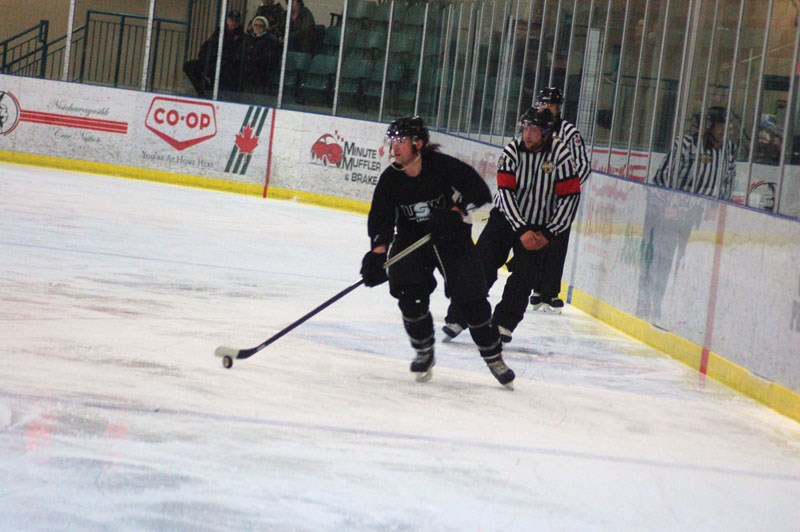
[1,162,799,531]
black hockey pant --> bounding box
[389,237,501,360]
[445,208,545,332]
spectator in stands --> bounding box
[282,0,316,54]
[249,0,286,41]
[183,9,245,97]
[240,16,280,94]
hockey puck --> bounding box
[222,355,233,369]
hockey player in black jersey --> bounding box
[359,116,515,388]
[443,107,581,343]
[529,87,591,314]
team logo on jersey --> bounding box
[701,153,711,164]
[573,135,582,146]
[543,161,554,174]
[497,155,506,170]
[0,91,22,136]
[400,197,447,222]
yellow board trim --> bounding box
[266,187,370,215]
[567,284,800,423]
[0,151,371,215]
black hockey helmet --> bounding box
[385,115,429,145]
[706,106,726,125]
[694,106,727,129]
[519,107,555,137]
[535,86,564,106]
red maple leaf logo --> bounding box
[235,125,259,155]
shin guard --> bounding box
[467,316,503,359]
[399,297,435,355]
[460,299,502,359]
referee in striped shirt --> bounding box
[444,107,581,343]
[654,106,737,200]
[529,87,591,314]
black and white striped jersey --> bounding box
[557,119,591,184]
[653,134,737,200]
[495,136,581,238]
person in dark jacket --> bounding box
[249,0,286,40]
[240,16,280,93]
[360,116,516,389]
[283,0,316,53]
[183,9,244,96]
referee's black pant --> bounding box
[532,226,570,302]
[445,208,546,333]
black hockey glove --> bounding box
[360,251,388,287]
[430,209,466,242]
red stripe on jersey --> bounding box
[556,176,580,196]
[497,171,517,189]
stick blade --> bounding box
[215,345,260,360]
[215,345,242,359]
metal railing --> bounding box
[1,20,49,78]
[0,12,187,93]
[44,27,87,82]
[78,10,188,93]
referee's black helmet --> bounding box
[706,106,726,125]
[519,107,556,138]
[693,106,727,132]
[535,87,564,106]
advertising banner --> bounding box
[270,111,389,203]
[1,76,131,162]
[269,110,501,204]
[0,75,273,187]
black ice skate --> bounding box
[529,292,544,310]
[410,349,435,382]
[544,297,564,314]
[484,354,515,390]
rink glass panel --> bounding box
[1,0,799,217]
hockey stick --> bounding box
[215,233,432,368]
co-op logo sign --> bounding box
[145,96,216,151]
